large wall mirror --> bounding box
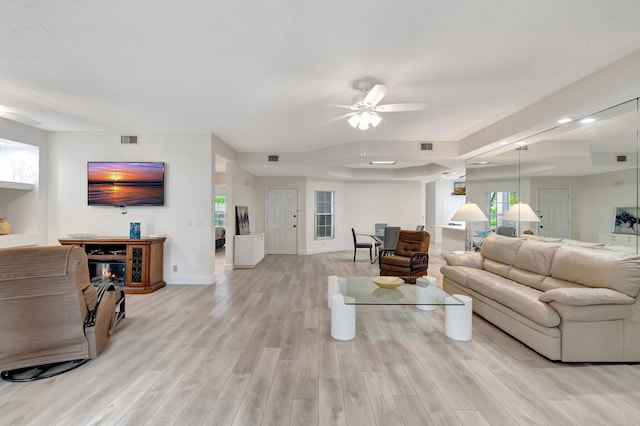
[466,98,639,254]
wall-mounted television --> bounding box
[88,162,165,206]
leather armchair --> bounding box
[380,230,430,281]
[0,245,124,381]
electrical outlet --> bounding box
[173,265,178,272]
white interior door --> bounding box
[266,188,298,254]
[537,188,571,238]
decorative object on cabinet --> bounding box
[0,218,12,235]
[59,236,166,294]
[613,207,639,235]
[129,222,141,239]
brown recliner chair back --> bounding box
[380,230,430,280]
[0,245,120,379]
[394,230,430,256]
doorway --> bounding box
[266,188,298,254]
[537,188,571,238]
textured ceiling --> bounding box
[2,1,640,178]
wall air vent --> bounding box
[617,155,627,162]
[268,155,279,162]
[420,143,433,151]
[120,135,138,144]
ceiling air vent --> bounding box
[120,135,138,145]
[617,155,627,162]
[420,142,433,151]
[268,155,279,162]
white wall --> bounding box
[48,132,215,284]
[341,181,422,251]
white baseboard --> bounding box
[165,275,215,285]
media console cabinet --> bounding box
[59,236,166,294]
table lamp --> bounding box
[502,202,540,235]
[451,202,489,251]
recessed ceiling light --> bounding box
[557,118,572,124]
[580,117,595,124]
[369,161,396,165]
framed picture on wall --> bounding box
[613,207,639,235]
[235,206,251,235]
[453,181,466,196]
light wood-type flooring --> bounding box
[2,247,640,425]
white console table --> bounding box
[598,232,638,247]
[234,232,265,268]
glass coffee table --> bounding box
[328,276,468,340]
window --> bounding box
[214,195,226,227]
[488,191,518,227]
[315,191,334,239]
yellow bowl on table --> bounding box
[372,276,404,289]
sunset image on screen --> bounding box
[88,162,164,206]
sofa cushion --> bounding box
[512,239,561,276]
[444,252,483,269]
[440,265,491,288]
[480,234,524,265]
[467,275,561,327]
[483,258,511,279]
[508,267,547,290]
[550,245,640,298]
[539,276,586,292]
[540,287,635,306]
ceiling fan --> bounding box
[332,80,429,130]
[0,106,43,126]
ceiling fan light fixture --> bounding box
[370,112,382,127]
[347,114,360,128]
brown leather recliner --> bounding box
[0,245,124,381]
[379,230,430,281]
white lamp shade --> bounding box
[370,112,382,127]
[347,114,359,128]
[503,203,540,222]
[451,203,489,222]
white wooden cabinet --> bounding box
[234,232,265,268]
[598,232,638,247]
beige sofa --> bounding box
[441,234,640,362]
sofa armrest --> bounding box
[539,287,635,306]
[443,252,483,269]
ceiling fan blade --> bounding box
[363,84,388,106]
[325,111,356,125]
[327,103,358,110]
[0,111,41,126]
[375,102,429,112]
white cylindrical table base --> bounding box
[331,294,355,340]
[416,276,437,311]
[327,275,340,309]
[445,294,473,341]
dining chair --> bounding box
[378,226,400,267]
[496,226,516,237]
[351,228,373,262]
